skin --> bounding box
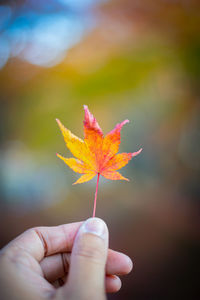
[0,218,133,300]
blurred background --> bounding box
[0,0,199,299]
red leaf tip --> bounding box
[122,119,129,126]
[108,119,129,135]
[116,119,130,130]
[132,148,143,157]
[83,105,103,135]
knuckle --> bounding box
[28,227,41,238]
[24,227,36,235]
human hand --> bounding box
[0,218,132,300]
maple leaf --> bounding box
[56,105,142,216]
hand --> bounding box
[0,218,132,300]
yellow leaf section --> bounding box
[102,170,129,181]
[102,120,129,167]
[102,153,133,172]
[56,119,94,168]
[56,154,94,174]
[73,173,96,185]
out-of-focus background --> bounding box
[0,0,199,299]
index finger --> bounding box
[3,222,83,262]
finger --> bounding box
[106,249,133,275]
[53,274,121,293]
[3,222,83,261]
[41,253,70,282]
[105,275,122,293]
[41,250,132,282]
[61,218,108,299]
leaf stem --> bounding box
[92,173,100,217]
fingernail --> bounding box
[80,217,106,239]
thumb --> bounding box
[64,217,108,300]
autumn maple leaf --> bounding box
[56,105,142,217]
